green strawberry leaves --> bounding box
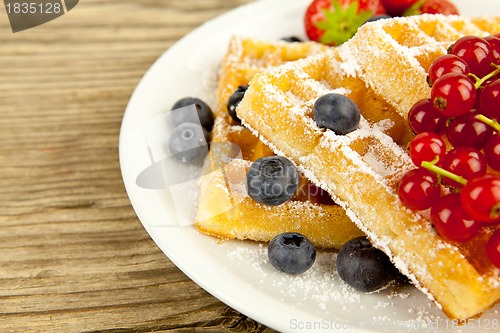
[314,0,373,45]
[402,0,427,16]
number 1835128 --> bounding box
[5,2,62,14]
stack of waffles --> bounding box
[194,36,363,249]
[235,14,500,320]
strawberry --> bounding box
[304,0,386,46]
[404,0,459,16]
[380,0,419,16]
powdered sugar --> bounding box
[220,240,447,332]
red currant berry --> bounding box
[486,230,500,269]
[428,54,470,86]
[479,78,500,120]
[445,110,493,149]
[484,35,500,65]
[449,35,494,77]
[408,132,447,166]
[441,147,487,188]
[398,168,440,211]
[461,175,500,224]
[430,193,480,242]
[431,73,476,117]
[484,134,500,171]
[408,99,448,134]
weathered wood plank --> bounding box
[0,0,276,332]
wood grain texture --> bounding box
[0,1,276,332]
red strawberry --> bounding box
[304,0,386,46]
[380,0,418,16]
[404,0,459,16]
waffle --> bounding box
[236,15,500,320]
[194,36,363,249]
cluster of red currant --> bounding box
[397,34,500,269]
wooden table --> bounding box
[0,1,276,331]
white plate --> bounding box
[119,1,500,332]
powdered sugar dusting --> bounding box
[241,118,430,301]
[220,240,447,332]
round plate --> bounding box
[119,1,500,331]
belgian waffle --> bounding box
[194,36,363,249]
[237,15,500,320]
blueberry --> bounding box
[363,14,391,25]
[336,236,399,292]
[246,156,299,206]
[227,85,248,122]
[171,97,214,131]
[313,93,360,135]
[268,232,316,275]
[168,123,209,163]
[281,36,303,43]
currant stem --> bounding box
[471,63,500,89]
[475,114,500,132]
[421,156,468,186]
